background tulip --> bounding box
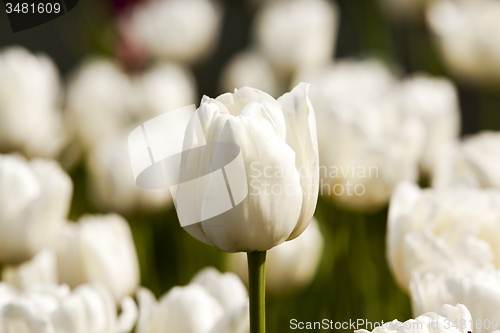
[227,218,323,294]
[0,47,66,159]
[356,303,472,333]
[2,250,58,291]
[126,0,223,64]
[434,131,500,189]
[56,214,140,303]
[254,0,339,76]
[136,267,248,333]
[387,181,500,291]
[0,155,72,265]
[299,60,425,211]
[427,0,500,87]
[411,271,500,333]
[0,283,136,333]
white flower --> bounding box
[227,218,323,293]
[254,0,339,75]
[136,267,248,333]
[0,46,66,158]
[411,271,500,333]
[427,0,500,87]
[0,154,72,265]
[2,250,58,291]
[128,0,222,63]
[56,214,140,303]
[399,74,460,176]
[66,58,196,151]
[180,83,319,252]
[356,303,472,333]
[0,283,137,333]
[220,50,280,98]
[87,132,173,213]
[434,131,500,190]
[387,181,500,291]
[298,60,425,211]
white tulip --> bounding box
[0,155,72,265]
[228,218,323,293]
[180,83,319,252]
[298,60,425,211]
[411,271,500,333]
[387,181,500,291]
[56,214,140,303]
[0,283,137,333]
[0,46,66,158]
[434,131,500,190]
[356,303,472,333]
[136,267,248,333]
[220,50,280,98]
[399,75,460,176]
[2,250,58,291]
[128,0,222,63]
[65,58,136,150]
[87,133,173,213]
[427,0,500,87]
[66,58,196,151]
[255,0,339,75]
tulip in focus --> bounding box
[227,218,323,294]
[179,83,319,253]
[0,46,66,158]
[136,267,249,333]
[0,154,72,265]
[387,181,500,291]
[56,214,140,303]
[0,282,137,333]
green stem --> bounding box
[247,251,266,333]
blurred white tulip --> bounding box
[56,214,140,303]
[127,0,222,64]
[411,271,500,333]
[0,46,66,158]
[136,267,248,333]
[298,60,425,211]
[254,0,339,76]
[181,83,319,252]
[0,154,72,265]
[399,74,460,175]
[220,50,280,97]
[87,132,172,213]
[2,250,58,291]
[434,131,500,189]
[66,58,196,151]
[65,58,136,150]
[427,0,500,87]
[228,218,323,294]
[0,283,137,333]
[356,303,472,333]
[387,181,500,291]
